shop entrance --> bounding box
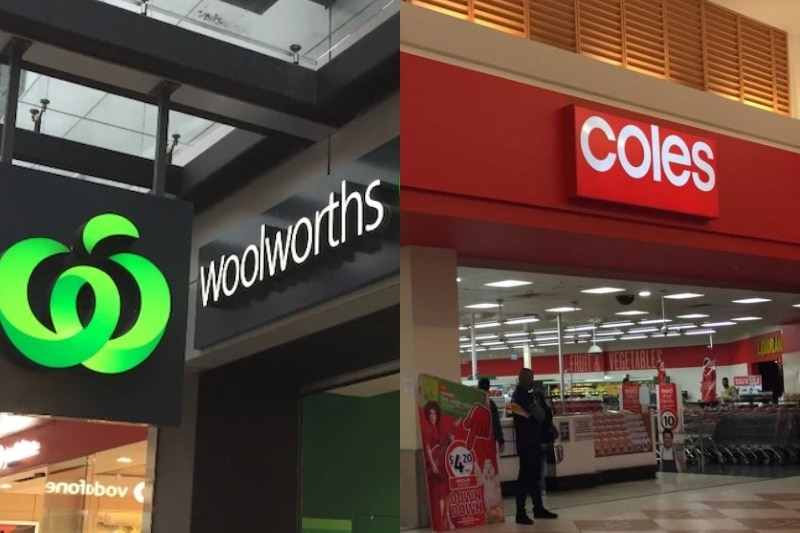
[456,265,800,507]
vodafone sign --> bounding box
[573,106,719,218]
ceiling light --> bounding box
[533,328,559,335]
[457,277,462,282]
[615,310,648,316]
[507,338,532,344]
[702,321,736,327]
[620,334,648,340]
[685,329,716,335]
[596,330,623,336]
[116,457,133,464]
[505,316,540,325]
[732,316,762,322]
[475,348,487,352]
[593,337,616,343]
[534,335,559,342]
[482,341,505,346]
[504,332,530,338]
[587,344,603,354]
[0,484,11,490]
[665,332,681,337]
[460,344,473,349]
[465,303,502,309]
[485,280,532,288]
[676,314,709,319]
[577,333,592,338]
[581,287,625,294]
[668,324,697,330]
[474,334,497,340]
[732,297,772,304]
[536,342,559,347]
[638,290,651,297]
[600,321,634,328]
[474,321,501,329]
[458,326,468,330]
[664,293,704,300]
[639,318,673,325]
[459,336,469,341]
[546,306,581,313]
[565,325,596,332]
[793,304,800,309]
[489,346,508,351]
[628,327,659,334]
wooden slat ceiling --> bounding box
[406,0,791,115]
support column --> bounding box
[0,39,25,164]
[400,246,461,530]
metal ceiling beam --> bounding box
[7,128,182,194]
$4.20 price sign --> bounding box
[447,444,475,478]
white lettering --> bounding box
[44,480,141,500]
[691,141,716,192]
[199,179,390,307]
[617,124,651,179]
[580,116,616,172]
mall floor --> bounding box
[408,473,800,532]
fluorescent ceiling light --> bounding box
[639,318,673,325]
[0,484,11,490]
[600,321,634,328]
[505,316,540,325]
[794,304,800,308]
[596,330,623,336]
[639,290,651,297]
[489,346,508,351]
[116,457,133,464]
[615,310,648,316]
[665,332,681,337]
[685,329,716,335]
[457,277,462,282]
[475,348,487,352]
[503,332,529,338]
[465,303,502,309]
[482,341,505,346]
[732,297,772,304]
[621,334,648,340]
[676,314,709,319]
[593,337,616,343]
[475,321,500,329]
[546,306,581,313]
[507,338,531,344]
[664,293,704,300]
[702,321,736,327]
[459,326,468,330]
[564,325,596,332]
[732,316,762,321]
[475,334,497,340]
[581,287,625,294]
[460,344,473,349]
[533,328,559,335]
[485,280,532,288]
[577,333,592,338]
[628,327,659,334]
[534,335,559,342]
[668,324,697,330]
[459,336,469,342]
[536,342,559,347]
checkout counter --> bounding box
[497,409,657,491]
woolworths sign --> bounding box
[199,179,387,308]
[194,139,399,349]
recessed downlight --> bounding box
[664,293,704,300]
[465,303,502,309]
[638,290,652,297]
[615,310,648,316]
[581,287,626,294]
[485,280,532,288]
[116,457,133,464]
[456,277,462,283]
[732,297,772,304]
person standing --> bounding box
[507,368,558,525]
[478,377,505,453]
[720,377,738,404]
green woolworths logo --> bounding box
[0,214,171,374]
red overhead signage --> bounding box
[606,349,664,372]
[573,106,719,218]
[733,375,762,387]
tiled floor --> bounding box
[406,474,800,532]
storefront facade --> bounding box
[153,92,400,533]
[399,3,800,528]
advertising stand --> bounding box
[417,374,504,531]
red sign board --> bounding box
[733,375,762,387]
[657,383,681,433]
[572,106,719,218]
[621,383,643,413]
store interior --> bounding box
[302,373,400,533]
[0,415,148,533]
[457,266,800,483]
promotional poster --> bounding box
[417,374,504,531]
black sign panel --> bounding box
[195,138,399,349]
[0,166,192,426]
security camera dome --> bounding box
[615,294,636,305]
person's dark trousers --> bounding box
[515,444,544,515]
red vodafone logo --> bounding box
[573,106,719,218]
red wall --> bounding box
[401,53,800,291]
[0,419,147,476]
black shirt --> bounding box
[511,385,542,447]
[488,398,504,444]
